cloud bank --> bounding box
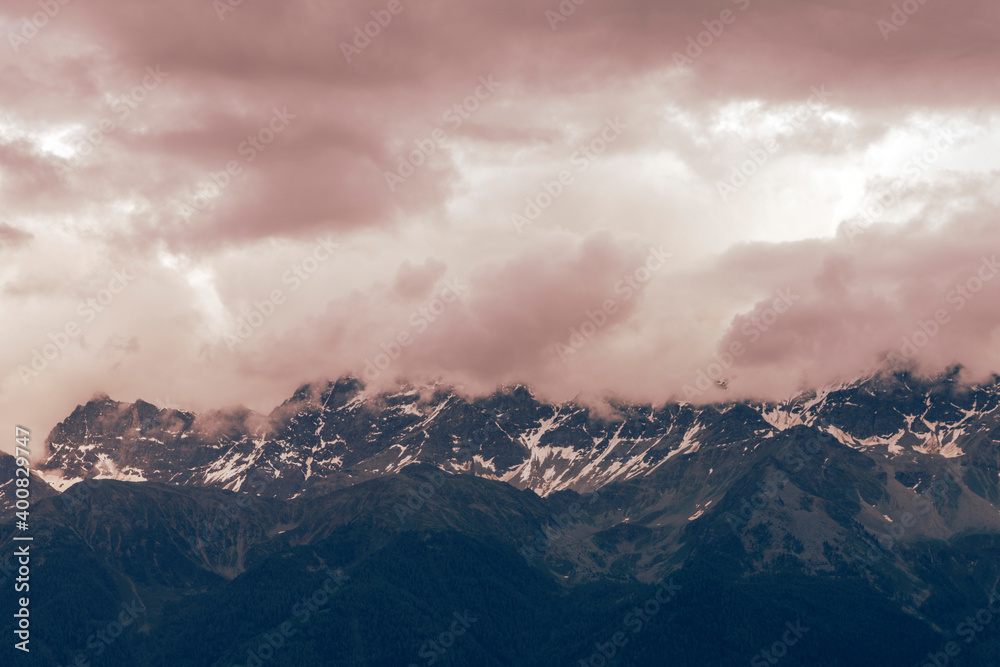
[2,0,999,448]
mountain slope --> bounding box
[6,470,997,666]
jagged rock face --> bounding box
[37,372,1000,501]
[0,451,57,521]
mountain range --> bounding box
[3,369,1000,665]
[31,370,1000,501]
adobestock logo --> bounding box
[18,268,135,385]
[671,0,752,68]
[890,255,999,364]
[517,492,601,565]
[393,471,447,525]
[225,236,339,351]
[724,470,789,534]
[407,611,478,667]
[383,75,502,192]
[681,287,799,399]
[339,0,415,63]
[716,139,779,202]
[54,66,169,176]
[545,0,587,31]
[511,117,626,233]
[919,585,1000,667]
[179,107,295,220]
[846,128,957,243]
[54,598,147,666]
[750,619,809,666]
[7,0,72,53]
[877,0,933,40]
[715,86,830,202]
[554,246,670,364]
[232,570,350,667]
[363,277,467,381]
[579,579,681,667]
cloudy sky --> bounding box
[3,0,1000,448]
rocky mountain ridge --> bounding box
[36,370,1000,502]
